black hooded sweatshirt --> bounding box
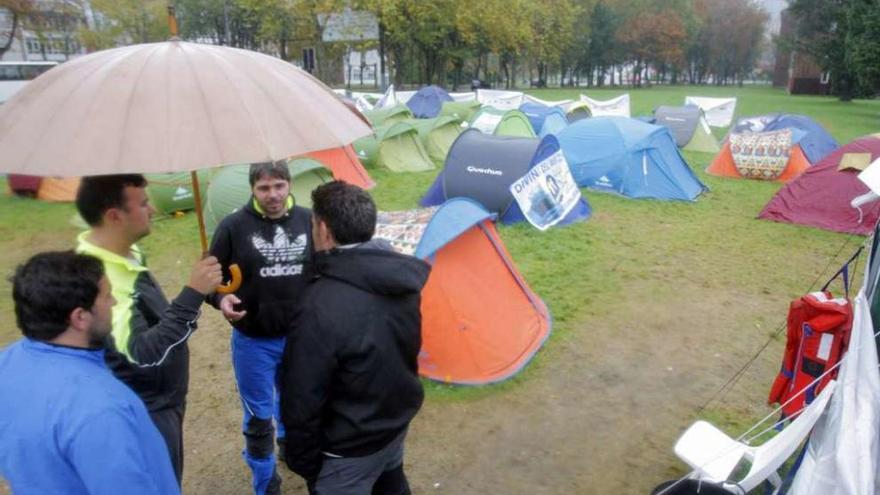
[209,198,312,338]
[281,242,430,482]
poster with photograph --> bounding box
[509,151,580,231]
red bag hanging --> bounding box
[767,291,853,418]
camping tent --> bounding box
[363,104,413,127]
[449,91,476,102]
[707,128,813,182]
[146,170,210,215]
[522,94,574,107]
[203,157,332,237]
[476,89,524,110]
[374,198,552,385]
[519,102,569,137]
[758,135,880,235]
[406,85,454,118]
[407,116,463,165]
[353,121,435,172]
[8,175,79,201]
[684,96,737,127]
[421,129,592,224]
[439,100,481,121]
[8,174,41,196]
[563,101,592,122]
[305,145,375,189]
[395,90,416,104]
[580,94,631,117]
[730,114,838,164]
[653,105,720,153]
[469,107,537,138]
[556,117,707,201]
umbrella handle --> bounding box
[216,263,242,294]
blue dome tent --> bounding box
[406,85,454,118]
[556,117,708,201]
[519,102,568,137]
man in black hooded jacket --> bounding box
[281,181,430,495]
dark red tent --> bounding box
[7,174,42,196]
[759,135,880,235]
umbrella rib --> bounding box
[15,47,135,175]
[194,45,269,164]
[112,43,164,174]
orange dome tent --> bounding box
[707,128,813,182]
[304,144,374,189]
[375,198,551,385]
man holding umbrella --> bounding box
[0,32,373,488]
[207,161,313,495]
[75,174,223,483]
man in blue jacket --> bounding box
[0,251,179,494]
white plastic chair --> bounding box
[673,381,837,494]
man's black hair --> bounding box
[311,181,376,245]
[11,251,104,341]
[249,161,291,187]
[76,174,148,226]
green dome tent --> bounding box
[146,170,211,215]
[203,158,332,237]
[439,100,481,121]
[363,104,413,127]
[407,116,463,165]
[469,107,536,138]
[352,121,435,173]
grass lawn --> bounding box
[1,84,878,493]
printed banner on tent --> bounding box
[509,150,579,231]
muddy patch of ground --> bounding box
[181,277,783,494]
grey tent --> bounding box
[653,105,720,153]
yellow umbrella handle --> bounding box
[217,264,242,294]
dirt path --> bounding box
[182,268,783,495]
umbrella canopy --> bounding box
[0,40,373,176]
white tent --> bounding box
[374,84,398,109]
[449,91,477,102]
[684,96,737,127]
[395,90,417,104]
[354,95,374,112]
[476,89,524,110]
[580,94,631,117]
[522,94,574,107]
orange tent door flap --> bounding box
[306,145,375,189]
[418,221,550,384]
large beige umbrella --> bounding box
[0,41,370,174]
[0,36,372,291]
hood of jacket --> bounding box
[313,243,430,296]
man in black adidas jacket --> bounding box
[281,181,430,495]
[208,161,312,495]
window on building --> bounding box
[25,37,41,54]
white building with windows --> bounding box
[0,0,95,62]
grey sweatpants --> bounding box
[309,430,410,495]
